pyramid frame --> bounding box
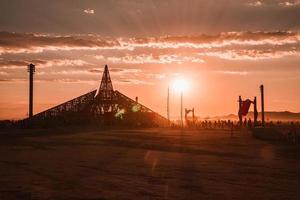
[22,65,168,127]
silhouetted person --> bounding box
[209,121,212,129]
[227,120,231,129]
[247,118,252,128]
[230,121,234,137]
[243,118,247,128]
[289,122,297,143]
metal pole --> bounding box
[28,63,35,118]
[167,86,170,126]
[253,96,258,126]
[181,91,183,128]
[260,85,265,127]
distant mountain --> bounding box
[206,111,300,121]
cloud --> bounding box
[0,71,8,75]
[1,31,299,55]
[123,32,300,49]
[0,77,97,84]
[37,70,94,76]
[0,63,161,86]
[88,67,142,74]
[278,0,300,6]
[0,76,154,85]
[87,67,163,83]
[106,54,204,64]
[0,32,121,55]
[215,71,250,76]
[0,78,27,83]
[246,0,300,7]
[247,1,263,7]
[198,49,300,60]
[115,79,154,85]
[83,8,95,14]
[0,59,90,69]
[94,55,105,60]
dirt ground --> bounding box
[0,128,299,200]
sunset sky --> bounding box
[0,0,300,119]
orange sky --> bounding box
[0,1,300,119]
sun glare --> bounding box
[172,79,189,93]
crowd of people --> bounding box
[176,118,299,143]
[183,119,252,130]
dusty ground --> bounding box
[0,128,299,200]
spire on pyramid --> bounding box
[96,65,114,101]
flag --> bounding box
[241,99,252,116]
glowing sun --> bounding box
[172,79,189,93]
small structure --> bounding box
[238,85,266,128]
[185,108,195,126]
[238,96,258,127]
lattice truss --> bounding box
[32,90,97,120]
[27,65,168,126]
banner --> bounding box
[241,99,252,116]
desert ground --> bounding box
[0,128,299,200]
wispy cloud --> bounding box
[0,76,154,86]
[246,0,300,7]
[0,71,8,75]
[215,71,250,76]
[106,54,204,64]
[278,0,300,7]
[119,32,300,49]
[198,49,300,60]
[0,59,90,69]
[280,1,300,7]
[0,32,121,55]
[246,1,263,7]
[115,78,154,85]
[83,8,95,14]
[0,64,162,86]
[0,77,98,84]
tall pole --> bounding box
[167,86,170,126]
[192,108,195,124]
[253,96,258,127]
[28,63,35,118]
[181,91,183,128]
[238,96,242,128]
[260,85,265,127]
